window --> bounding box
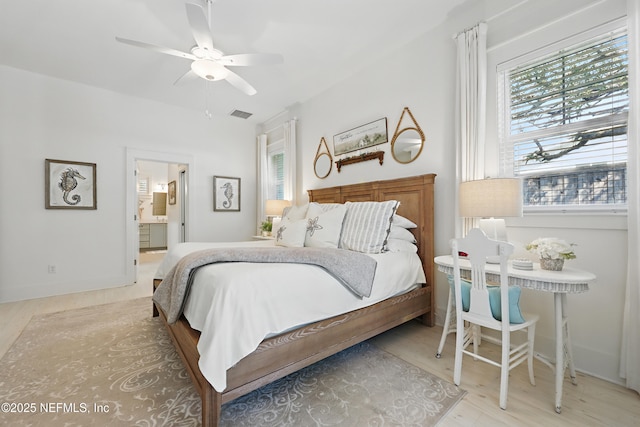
[267,140,285,200]
[499,27,629,212]
[137,176,149,194]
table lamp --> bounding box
[265,199,291,229]
[459,178,522,243]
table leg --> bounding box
[562,294,577,385]
[555,292,564,414]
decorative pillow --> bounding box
[304,203,347,248]
[339,200,399,254]
[488,286,525,323]
[388,225,417,243]
[446,276,525,324]
[273,218,307,247]
[385,238,418,253]
[282,204,308,221]
[309,202,344,213]
[392,214,418,229]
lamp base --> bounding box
[478,218,507,241]
[479,218,507,264]
[271,216,282,230]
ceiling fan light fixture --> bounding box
[191,59,228,81]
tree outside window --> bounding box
[500,28,629,211]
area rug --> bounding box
[0,298,465,426]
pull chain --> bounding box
[204,0,214,119]
[204,81,213,119]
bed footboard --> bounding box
[154,284,430,427]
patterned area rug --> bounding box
[0,298,465,426]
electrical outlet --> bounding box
[48,265,56,274]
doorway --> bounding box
[126,149,193,285]
[136,160,172,253]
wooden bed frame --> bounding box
[153,173,436,426]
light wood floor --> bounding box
[1,252,638,426]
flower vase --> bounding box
[540,257,564,271]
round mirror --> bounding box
[391,127,424,164]
[314,152,332,179]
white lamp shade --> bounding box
[459,178,523,218]
[265,199,291,216]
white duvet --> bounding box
[155,240,426,392]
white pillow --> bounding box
[339,200,399,254]
[389,225,417,243]
[282,204,308,220]
[273,218,307,247]
[392,214,418,229]
[304,203,347,248]
[385,238,418,253]
[309,202,344,213]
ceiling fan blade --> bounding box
[185,3,214,51]
[115,37,195,60]
[173,69,200,86]
[219,53,284,67]
[224,69,257,96]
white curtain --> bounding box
[454,23,488,238]
[620,0,640,393]
[283,118,297,202]
[256,134,268,232]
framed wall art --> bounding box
[45,159,97,210]
[213,176,241,212]
[333,117,388,156]
[168,180,177,205]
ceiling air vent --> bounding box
[229,109,253,119]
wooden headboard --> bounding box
[308,173,436,325]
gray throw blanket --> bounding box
[153,247,377,324]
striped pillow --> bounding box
[308,202,344,213]
[339,200,399,253]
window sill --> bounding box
[523,205,627,215]
[507,211,627,231]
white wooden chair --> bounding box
[451,228,539,410]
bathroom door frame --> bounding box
[125,148,194,284]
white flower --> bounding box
[526,237,576,260]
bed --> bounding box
[152,173,436,426]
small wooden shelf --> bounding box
[335,151,384,172]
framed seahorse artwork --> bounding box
[213,175,241,212]
[45,159,97,210]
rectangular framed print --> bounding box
[168,180,177,205]
[213,176,241,212]
[45,159,97,209]
[333,117,388,156]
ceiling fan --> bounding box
[115,1,283,96]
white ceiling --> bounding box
[0,0,466,123]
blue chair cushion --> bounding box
[447,275,525,324]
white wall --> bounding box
[288,0,630,385]
[484,0,629,383]
[0,65,257,303]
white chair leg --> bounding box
[472,325,480,359]
[436,287,454,358]
[528,323,536,386]
[499,340,510,410]
[453,318,464,386]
